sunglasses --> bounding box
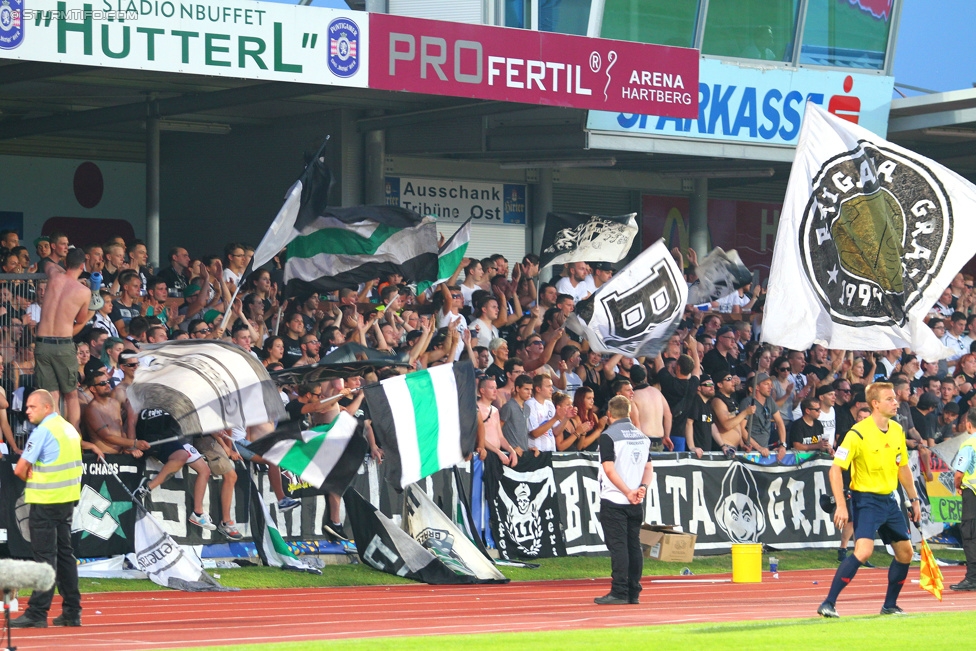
[451,294,462,299]
[700,382,714,388]
[777,367,790,372]
[722,376,734,382]
[122,362,139,368]
[93,380,111,387]
[193,327,211,334]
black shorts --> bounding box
[151,440,185,463]
[851,490,910,545]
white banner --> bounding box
[0,0,368,86]
[568,239,687,358]
[763,104,976,358]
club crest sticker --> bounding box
[799,142,952,327]
[328,18,359,78]
[0,0,24,50]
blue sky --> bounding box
[283,0,975,96]
[892,0,976,95]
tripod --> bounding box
[2,588,17,651]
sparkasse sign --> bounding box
[369,13,698,118]
[0,0,369,86]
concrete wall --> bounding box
[159,110,347,260]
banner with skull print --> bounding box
[538,212,638,268]
[645,456,839,553]
[483,452,566,560]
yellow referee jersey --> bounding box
[833,417,907,495]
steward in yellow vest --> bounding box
[11,389,84,628]
[950,411,976,592]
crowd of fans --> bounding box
[1,230,974,545]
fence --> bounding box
[0,273,46,450]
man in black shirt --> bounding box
[702,326,740,380]
[686,374,721,457]
[789,397,829,452]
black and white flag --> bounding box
[539,212,638,268]
[131,340,286,437]
[131,508,236,592]
[483,453,565,560]
[403,484,508,583]
[763,103,976,359]
[343,489,487,585]
[567,240,687,358]
[251,145,439,293]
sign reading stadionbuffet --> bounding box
[0,0,369,86]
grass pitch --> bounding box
[164,611,972,651]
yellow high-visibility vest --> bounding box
[24,415,83,504]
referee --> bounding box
[818,382,921,618]
[594,396,653,605]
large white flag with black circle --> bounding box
[566,240,687,358]
[763,103,976,359]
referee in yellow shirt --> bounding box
[818,382,921,618]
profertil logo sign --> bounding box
[369,13,699,118]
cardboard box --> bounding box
[640,524,697,562]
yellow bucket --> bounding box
[731,543,763,583]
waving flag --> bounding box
[416,218,472,295]
[364,362,478,489]
[247,413,369,494]
[919,538,944,601]
[252,144,438,292]
[131,341,285,437]
[567,240,687,358]
[763,103,976,359]
[539,212,638,268]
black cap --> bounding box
[699,373,712,384]
[716,325,735,338]
[591,261,615,272]
[917,393,940,410]
[816,385,836,398]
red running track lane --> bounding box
[7,567,976,650]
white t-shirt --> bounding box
[460,284,478,308]
[818,406,836,447]
[555,276,594,303]
[526,397,556,452]
[223,268,242,288]
[469,317,498,349]
[716,291,750,314]
[438,308,468,361]
[942,332,968,361]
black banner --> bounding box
[551,453,605,555]
[1,455,145,559]
[646,457,838,553]
[484,452,565,560]
[4,451,841,559]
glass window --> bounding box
[506,0,526,28]
[701,0,801,63]
[600,0,700,47]
[540,0,592,35]
[800,0,892,69]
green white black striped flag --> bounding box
[416,219,472,295]
[251,146,438,291]
[247,412,369,494]
[248,475,321,574]
[364,362,478,489]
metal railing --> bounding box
[0,273,46,450]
